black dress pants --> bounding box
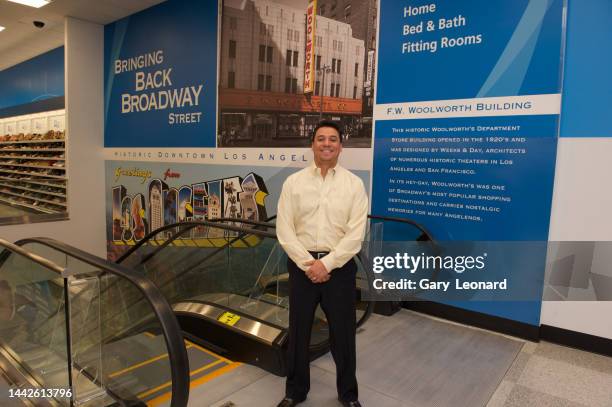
[285,257,358,402]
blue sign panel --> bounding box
[104,0,219,147]
[560,0,612,137]
[372,0,565,325]
[376,0,564,103]
[0,47,64,110]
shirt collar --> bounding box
[311,162,341,176]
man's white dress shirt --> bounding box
[276,163,368,272]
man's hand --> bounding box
[303,259,330,283]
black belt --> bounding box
[308,251,329,259]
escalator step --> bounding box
[182,332,228,356]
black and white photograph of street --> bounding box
[218,0,378,148]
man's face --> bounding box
[312,126,342,166]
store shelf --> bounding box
[0,155,65,161]
[0,183,66,198]
[0,139,64,145]
[3,163,65,170]
[0,177,67,189]
[0,120,67,219]
[0,169,66,179]
[0,188,66,207]
[24,180,66,189]
[0,196,58,215]
[0,148,65,152]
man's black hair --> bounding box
[312,120,343,142]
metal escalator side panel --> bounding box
[0,345,59,407]
[173,301,284,346]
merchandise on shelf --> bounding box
[0,123,67,215]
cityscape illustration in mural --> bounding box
[111,172,269,244]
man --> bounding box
[276,121,368,407]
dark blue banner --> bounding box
[372,0,565,325]
[0,47,64,111]
[377,0,563,102]
[104,0,219,147]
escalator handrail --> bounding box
[117,214,434,264]
[209,215,434,243]
[211,217,277,229]
[116,219,277,263]
[366,215,443,298]
[0,238,64,274]
[355,252,374,329]
[134,218,278,267]
[352,215,435,330]
[13,237,190,407]
[368,214,436,244]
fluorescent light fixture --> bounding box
[0,26,5,32]
[6,0,51,8]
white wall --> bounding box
[544,138,612,339]
[0,17,106,258]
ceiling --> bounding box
[0,0,166,71]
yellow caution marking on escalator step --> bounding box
[230,239,247,248]
[116,236,264,249]
[137,359,224,399]
[184,339,233,364]
[243,234,262,246]
[191,238,211,247]
[109,336,193,378]
[183,239,197,247]
[210,238,230,247]
[145,362,241,407]
[189,358,224,376]
[189,362,241,391]
[109,353,169,378]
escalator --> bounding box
[114,216,435,376]
[0,238,189,406]
[0,215,435,405]
[115,219,333,376]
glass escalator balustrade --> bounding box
[0,244,71,404]
[0,240,189,407]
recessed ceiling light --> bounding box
[0,26,5,32]
[6,0,52,8]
